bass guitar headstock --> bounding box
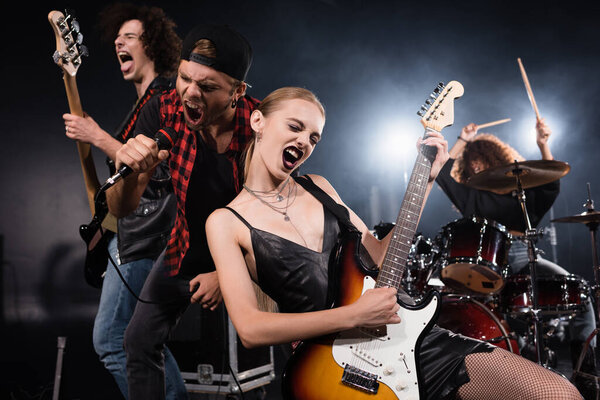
[48,9,88,77]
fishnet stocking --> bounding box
[456,348,582,400]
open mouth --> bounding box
[118,51,133,72]
[282,146,303,170]
[184,100,204,125]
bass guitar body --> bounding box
[282,233,441,400]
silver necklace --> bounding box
[243,178,295,220]
[243,177,290,202]
[244,179,309,248]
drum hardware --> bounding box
[468,160,570,366]
[552,183,600,387]
[403,234,439,298]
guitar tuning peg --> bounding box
[416,110,425,117]
[79,45,89,57]
[76,32,84,45]
[429,93,437,99]
[425,99,432,105]
[65,8,77,20]
[71,20,80,33]
[52,51,61,65]
[437,82,445,89]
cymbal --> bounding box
[466,160,570,194]
[552,210,600,225]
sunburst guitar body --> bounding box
[282,81,465,400]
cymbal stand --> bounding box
[573,183,600,389]
[511,161,545,365]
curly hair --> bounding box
[451,133,524,183]
[97,3,181,77]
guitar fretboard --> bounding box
[375,133,435,290]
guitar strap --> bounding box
[294,175,360,234]
[294,175,368,309]
[294,175,415,306]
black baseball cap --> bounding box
[180,24,252,82]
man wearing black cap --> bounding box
[107,24,259,400]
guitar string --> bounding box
[354,147,431,377]
[376,152,429,291]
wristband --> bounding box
[457,136,468,143]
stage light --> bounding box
[511,112,564,160]
[369,117,420,174]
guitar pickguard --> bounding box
[331,276,438,399]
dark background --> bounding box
[2,0,599,398]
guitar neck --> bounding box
[375,136,434,290]
[63,74,101,216]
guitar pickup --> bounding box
[341,365,379,394]
[351,346,382,367]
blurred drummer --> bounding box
[438,119,559,241]
[435,119,597,380]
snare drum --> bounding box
[499,274,589,316]
[438,217,511,295]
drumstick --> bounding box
[477,118,511,130]
[517,57,541,121]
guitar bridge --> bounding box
[341,365,379,394]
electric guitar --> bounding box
[282,81,464,400]
[49,9,116,288]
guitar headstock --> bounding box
[48,9,88,77]
[417,81,464,132]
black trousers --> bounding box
[124,249,192,400]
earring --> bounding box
[231,98,237,108]
[256,131,262,142]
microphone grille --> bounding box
[155,127,179,150]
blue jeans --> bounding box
[93,236,188,399]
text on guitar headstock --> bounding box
[48,9,89,76]
[417,80,464,162]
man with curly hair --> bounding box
[61,3,187,399]
[436,119,597,388]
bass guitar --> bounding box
[49,9,116,288]
[282,81,464,400]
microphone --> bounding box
[99,127,179,193]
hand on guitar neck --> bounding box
[417,130,449,183]
[63,112,122,161]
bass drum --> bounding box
[437,294,520,355]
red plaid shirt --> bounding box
[153,89,259,276]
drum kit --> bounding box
[391,159,600,380]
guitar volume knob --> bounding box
[395,378,408,391]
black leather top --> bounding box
[225,204,341,313]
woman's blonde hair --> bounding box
[451,133,525,183]
[242,87,325,181]
[242,87,325,312]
